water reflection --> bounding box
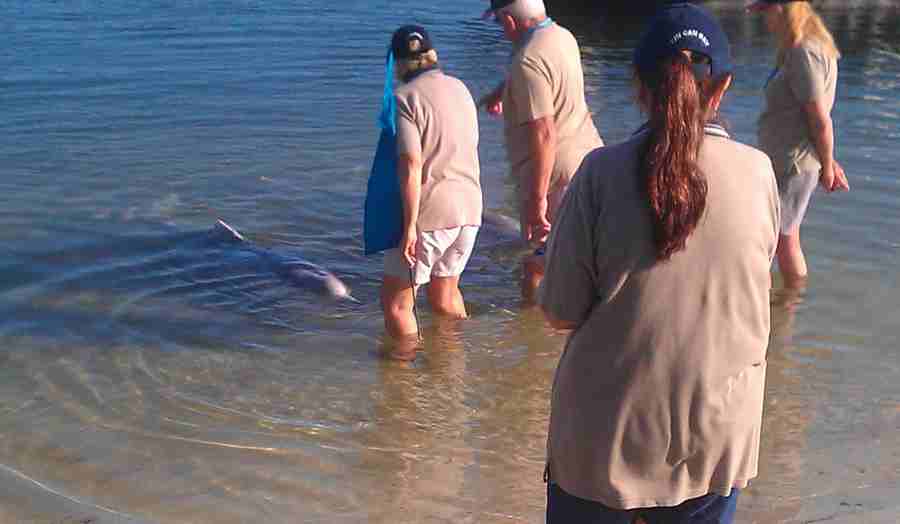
[747,283,814,521]
[360,312,562,522]
[363,320,472,522]
[0,0,898,522]
[465,310,560,520]
[550,1,900,56]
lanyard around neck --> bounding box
[529,17,553,34]
[517,17,553,50]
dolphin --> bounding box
[211,220,355,301]
[479,211,527,252]
[203,214,518,303]
[481,211,522,240]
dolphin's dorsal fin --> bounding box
[216,219,246,242]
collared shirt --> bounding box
[633,121,731,139]
[540,130,780,510]
[502,21,603,192]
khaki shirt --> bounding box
[540,128,780,509]
[758,39,838,178]
[502,22,603,211]
[395,70,483,232]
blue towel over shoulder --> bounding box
[363,52,404,256]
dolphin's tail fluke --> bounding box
[215,219,246,242]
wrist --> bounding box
[528,192,548,204]
[528,169,552,200]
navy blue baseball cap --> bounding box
[391,25,434,60]
[634,3,733,80]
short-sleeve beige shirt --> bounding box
[395,70,483,232]
[758,39,838,178]
[540,129,780,509]
[502,22,603,211]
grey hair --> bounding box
[498,0,546,21]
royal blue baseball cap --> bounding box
[634,3,733,79]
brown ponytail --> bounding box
[638,54,718,261]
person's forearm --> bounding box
[528,118,556,201]
[479,80,506,107]
[494,80,506,99]
[805,102,835,167]
[397,154,422,232]
[810,116,834,167]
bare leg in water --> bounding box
[776,226,809,287]
[521,253,545,307]
[381,274,469,360]
[381,275,420,360]
[427,275,468,319]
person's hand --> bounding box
[521,195,551,245]
[478,91,503,116]
[819,160,850,192]
[401,228,417,267]
[832,160,849,191]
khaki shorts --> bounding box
[384,226,480,285]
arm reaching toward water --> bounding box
[787,46,848,193]
[397,152,422,267]
[804,99,849,193]
[478,81,505,115]
[395,94,424,267]
[524,115,556,244]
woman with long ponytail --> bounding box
[639,53,710,260]
[539,5,780,522]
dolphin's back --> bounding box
[209,220,352,300]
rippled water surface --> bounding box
[1,1,898,522]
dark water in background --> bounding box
[0,1,898,522]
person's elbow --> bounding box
[803,100,831,134]
[528,117,556,150]
[397,153,422,180]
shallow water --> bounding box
[0,1,898,522]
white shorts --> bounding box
[384,226,479,285]
[777,159,820,235]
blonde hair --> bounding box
[396,49,439,80]
[776,2,840,65]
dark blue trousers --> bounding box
[547,482,740,524]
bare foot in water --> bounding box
[378,333,421,362]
